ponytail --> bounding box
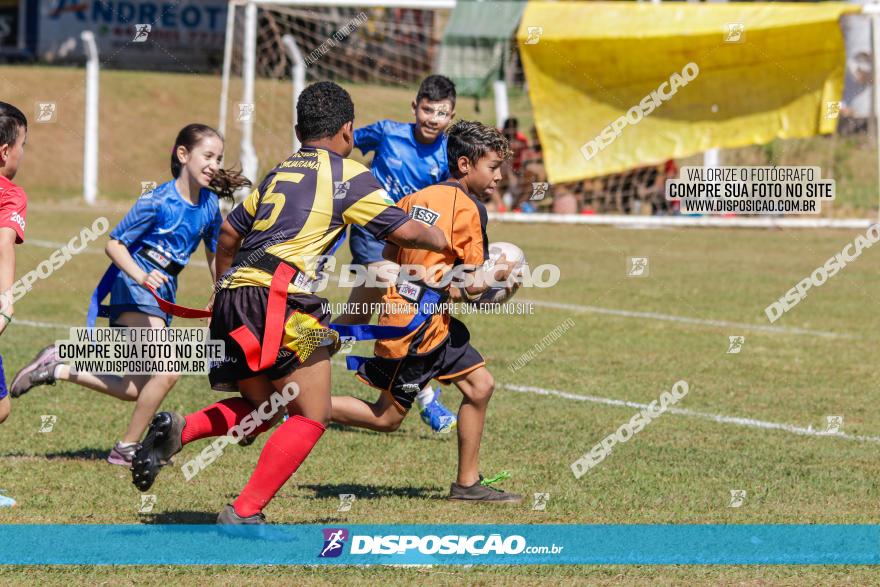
[209,166,252,201]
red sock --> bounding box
[181,398,274,445]
[232,415,325,517]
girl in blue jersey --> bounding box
[10,123,250,466]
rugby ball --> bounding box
[467,242,526,305]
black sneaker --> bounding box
[449,474,522,503]
[217,504,266,525]
[10,345,61,398]
[131,412,185,492]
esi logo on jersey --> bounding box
[319,528,349,558]
[411,206,440,226]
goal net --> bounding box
[219,0,453,190]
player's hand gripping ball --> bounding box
[467,242,527,305]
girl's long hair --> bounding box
[171,124,251,201]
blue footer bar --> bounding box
[0,524,877,565]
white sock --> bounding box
[117,441,137,448]
[53,364,70,380]
[415,385,436,409]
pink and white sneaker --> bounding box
[107,442,138,467]
[10,345,62,398]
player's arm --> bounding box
[205,247,218,313]
[353,121,385,155]
[451,253,515,302]
[107,195,167,289]
[342,176,447,253]
[211,184,261,297]
[214,219,243,283]
[205,249,216,282]
[105,240,168,289]
[203,208,222,284]
[385,219,447,253]
[382,241,400,263]
[204,220,242,312]
[0,228,16,335]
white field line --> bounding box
[25,240,210,267]
[519,299,855,340]
[502,383,880,444]
[23,241,854,339]
[15,319,73,330]
[488,212,873,230]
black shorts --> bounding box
[209,286,338,392]
[356,317,485,411]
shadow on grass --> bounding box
[327,422,456,442]
[1,447,108,460]
[300,483,439,500]
[139,511,218,524]
[325,422,387,436]
[283,517,350,525]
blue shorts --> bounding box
[108,257,175,326]
[0,354,7,400]
[349,224,387,266]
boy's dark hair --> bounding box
[171,123,251,201]
[0,102,27,147]
[416,75,456,106]
[297,82,355,143]
[502,118,519,132]
[446,120,510,177]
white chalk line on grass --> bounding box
[26,239,210,267]
[489,211,872,230]
[502,383,880,445]
[519,298,855,340]
[21,241,855,340]
[16,319,73,329]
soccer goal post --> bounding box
[220,0,456,191]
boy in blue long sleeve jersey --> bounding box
[337,75,458,432]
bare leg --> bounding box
[58,369,145,401]
[0,395,9,424]
[56,312,161,402]
[116,313,180,443]
[122,372,180,443]
[451,367,495,487]
[238,375,278,409]
[55,312,180,442]
[216,347,337,426]
[331,391,406,432]
[276,346,332,424]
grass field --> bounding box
[0,201,879,584]
[2,65,880,584]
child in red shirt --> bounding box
[0,102,29,424]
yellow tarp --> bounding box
[517,2,860,183]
